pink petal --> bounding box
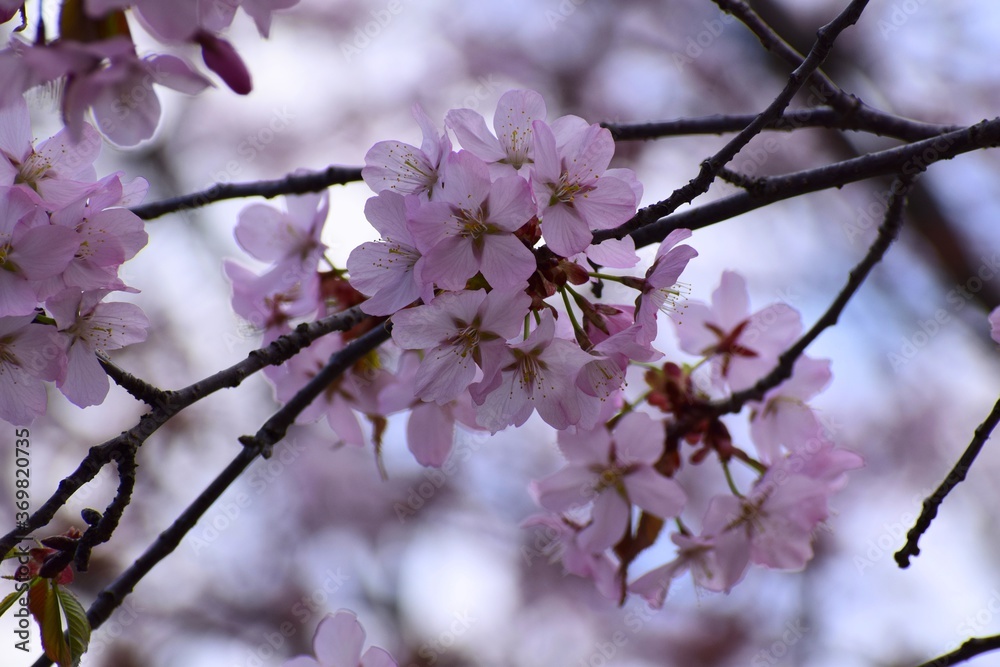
[624,468,685,519]
[579,490,629,552]
[313,612,365,667]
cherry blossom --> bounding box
[445,88,547,175]
[0,187,80,317]
[989,306,1000,344]
[471,311,592,432]
[235,190,329,281]
[47,289,150,407]
[530,119,640,257]
[631,228,699,345]
[282,610,397,667]
[533,411,686,551]
[346,191,429,316]
[362,105,451,197]
[521,513,621,601]
[391,288,530,404]
[675,270,802,392]
[748,356,832,464]
[408,150,537,291]
[0,316,66,426]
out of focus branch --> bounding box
[26,324,394,667]
[612,0,870,238]
[895,394,1000,568]
[0,306,368,559]
[130,164,364,220]
[605,108,958,143]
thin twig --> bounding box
[910,634,1000,667]
[613,0,870,238]
[895,394,1000,568]
[605,108,958,143]
[595,116,1000,249]
[130,164,364,220]
[97,352,171,406]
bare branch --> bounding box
[895,394,1000,568]
[130,164,364,221]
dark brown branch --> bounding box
[612,0,870,238]
[910,634,1000,667]
[605,108,958,143]
[26,325,394,667]
[129,164,364,220]
[596,116,1000,249]
[0,306,368,559]
[97,351,170,406]
[895,394,1000,568]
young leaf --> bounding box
[55,584,91,667]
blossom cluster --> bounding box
[0,0,298,146]
[226,89,863,610]
[0,97,149,425]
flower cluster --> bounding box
[225,89,862,608]
[0,98,149,425]
[0,0,298,146]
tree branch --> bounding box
[129,164,364,221]
[605,108,959,143]
[895,394,1000,568]
[597,116,1000,249]
[910,634,1000,667]
[27,324,394,667]
[0,306,369,559]
[612,0,870,238]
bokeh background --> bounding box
[5,0,1000,665]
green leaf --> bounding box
[55,585,91,667]
[0,586,25,617]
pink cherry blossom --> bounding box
[989,306,1000,344]
[532,412,686,552]
[0,187,80,316]
[706,470,831,572]
[471,311,592,432]
[408,150,537,291]
[378,352,485,467]
[282,610,397,667]
[0,316,66,426]
[530,119,640,257]
[675,270,802,392]
[362,104,451,197]
[236,190,329,279]
[347,191,429,316]
[521,513,621,601]
[391,288,530,404]
[0,97,103,209]
[445,89,547,175]
[47,289,149,407]
[629,527,751,608]
[632,228,698,345]
[748,356,832,464]
[225,260,317,344]
[196,31,252,94]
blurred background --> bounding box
[4,0,1000,665]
